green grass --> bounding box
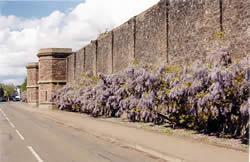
[241,144,249,149]
[140,123,154,129]
[163,128,174,135]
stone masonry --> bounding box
[26,48,72,108]
[65,0,248,81]
[26,0,249,108]
[26,62,39,106]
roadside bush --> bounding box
[51,49,249,140]
[21,91,27,102]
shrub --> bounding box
[51,50,249,140]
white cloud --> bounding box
[0,0,159,85]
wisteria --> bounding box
[51,49,249,140]
[21,91,27,102]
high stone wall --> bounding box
[96,32,113,74]
[223,0,250,60]
[168,0,220,65]
[67,53,75,84]
[113,18,135,73]
[26,0,249,108]
[75,48,85,81]
[66,0,249,84]
[84,41,97,75]
[135,0,167,65]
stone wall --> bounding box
[52,58,68,81]
[37,48,72,108]
[65,0,248,83]
[113,18,135,73]
[168,0,220,65]
[135,0,167,65]
[26,62,39,105]
[223,0,250,60]
[96,32,113,74]
[27,67,39,87]
[67,53,75,84]
[27,88,39,104]
[75,48,85,81]
[27,0,248,108]
[84,41,97,75]
[38,83,55,104]
[39,56,53,81]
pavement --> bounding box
[0,102,248,162]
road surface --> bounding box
[0,102,164,162]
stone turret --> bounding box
[37,48,72,109]
[26,62,39,106]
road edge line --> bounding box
[27,146,44,162]
[16,129,25,140]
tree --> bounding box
[0,84,4,97]
[21,77,27,92]
[3,83,15,99]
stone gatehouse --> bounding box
[26,48,72,108]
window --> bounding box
[45,91,47,101]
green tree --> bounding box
[0,84,4,97]
[21,77,27,92]
[3,83,15,99]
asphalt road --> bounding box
[0,102,163,162]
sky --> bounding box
[0,0,159,85]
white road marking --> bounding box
[9,121,15,128]
[5,117,10,121]
[27,146,44,162]
[1,111,7,117]
[0,109,15,128]
[0,109,7,118]
[0,109,5,114]
[16,129,25,140]
[1,107,43,162]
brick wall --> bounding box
[27,68,39,87]
[52,58,68,81]
[27,87,39,103]
[26,62,39,104]
[39,56,53,81]
[37,48,71,106]
[39,83,55,104]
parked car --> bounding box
[12,96,20,101]
[0,97,7,102]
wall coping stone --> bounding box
[37,48,72,58]
[38,80,67,84]
[26,62,39,69]
[27,85,39,88]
